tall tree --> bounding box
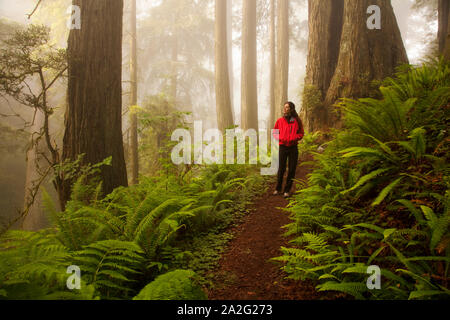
[438,0,450,59]
[129,0,139,185]
[139,0,214,118]
[63,0,128,208]
[227,0,235,121]
[324,0,409,128]
[215,0,234,132]
[268,0,276,133]
[22,111,48,230]
[301,0,344,132]
[241,0,258,131]
[274,0,289,120]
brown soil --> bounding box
[207,160,328,300]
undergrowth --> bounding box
[274,57,450,300]
[0,161,267,300]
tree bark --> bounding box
[438,0,450,59]
[275,0,289,120]
[129,0,139,185]
[241,0,258,132]
[63,0,128,207]
[215,0,234,132]
[227,0,235,121]
[268,0,276,134]
[324,0,408,128]
[301,0,344,132]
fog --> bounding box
[0,0,439,226]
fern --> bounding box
[133,269,206,300]
[73,240,145,299]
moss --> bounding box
[302,85,323,113]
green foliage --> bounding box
[73,240,145,299]
[0,143,266,300]
[133,269,206,300]
[275,59,450,300]
[0,24,67,110]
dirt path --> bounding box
[207,161,323,300]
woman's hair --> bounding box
[284,101,304,132]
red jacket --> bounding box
[273,116,304,147]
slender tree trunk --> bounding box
[63,0,128,207]
[227,0,235,120]
[22,110,48,230]
[268,0,276,134]
[241,0,258,132]
[170,12,178,103]
[301,0,344,132]
[275,0,289,120]
[129,0,139,185]
[324,0,408,128]
[438,0,450,59]
[215,0,234,132]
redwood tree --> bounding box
[268,0,276,134]
[129,0,139,185]
[214,0,234,132]
[302,0,409,131]
[62,0,128,208]
[438,0,450,59]
[301,0,344,132]
[241,0,258,131]
[275,0,289,120]
[325,0,408,128]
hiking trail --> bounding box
[207,160,325,300]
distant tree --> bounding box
[63,0,128,209]
[215,0,234,132]
[137,94,190,176]
[129,0,139,185]
[268,0,276,135]
[0,24,67,230]
[241,0,258,132]
[138,0,214,113]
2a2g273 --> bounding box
[221,304,273,316]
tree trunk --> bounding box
[438,0,450,59]
[215,0,234,132]
[275,0,289,120]
[63,0,128,208]
[324,0,408,128]
[301,0,344,132]
[170,12,178,103]
[241,0,258,132]
[227,0,235,121]
[22,110,48,230]
[129,0,139,185]
[268,0,276,134]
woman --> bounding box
[272,101,304,198]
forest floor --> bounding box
[206,158,335,300]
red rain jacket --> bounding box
[273,116,304,147]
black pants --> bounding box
[276,145,299,193]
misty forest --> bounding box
[0,0,449,300]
